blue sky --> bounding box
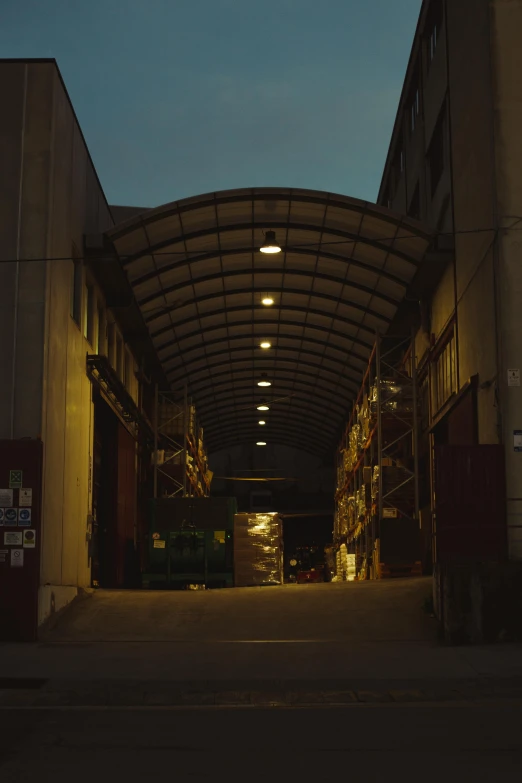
[2,0,421,207]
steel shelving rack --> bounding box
[152,384,211,499]
[334,334,420,579]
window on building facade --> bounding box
[432,330,456,413]
[428,109,445,197]
[70,246,82,326]
[96,302,106,355]
[408,184,421,220]
[426,0,443,67]
[125,350,134,393]
[410,87,420,133]
[107,321,116,367]
[116,334,123,381]
[84,282,94,344]
[419,372,430,433]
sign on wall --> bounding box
[0,489,13,507]
[18,489,32,507]
[4,509,18,526]
[17,509,31,527]
[10,549,23,567]
[23,530,36,549]
[9,471,23,489]
[508,369,521,387]
[4,532,23,546]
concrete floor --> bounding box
[46,577,437,643]
[1,579,522,779]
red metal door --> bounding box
[434,445,507,563]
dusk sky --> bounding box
[2,0,421,208]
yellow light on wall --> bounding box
[260,341,271,349]
[258,420,266,425]
[257,380,271,387]
[262,297,274,306]
[257,404,270,411]
[259,231,281,254]
[256,441,267,446]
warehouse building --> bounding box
[1,0,521,642]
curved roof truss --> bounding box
[107,188,431,457]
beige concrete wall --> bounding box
[445,0,499,444]
[0,63,51,440]
[0,61,141,622]
[490,0,522,558]
[37,64,115,598]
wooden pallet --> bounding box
[379,561,422,579]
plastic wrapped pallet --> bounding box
[233,512,284,587]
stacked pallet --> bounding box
[233,513,284,587]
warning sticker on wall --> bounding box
[11,548,23,567]
[153,540,166,549]
[0,489,13,508]
[4,508,18,526]
[17,509,32,527]
[18,488,33,507]
[508,369,521,387]
[4,532,23,546]
[9,470,23,489]
[23,530,36,549]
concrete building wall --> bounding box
[446,0,498,436]
[377,0,520,568]
[490,0,522,558]
[0,60,142,624]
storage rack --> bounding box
[334,334,420,579]
[152,385,211,499]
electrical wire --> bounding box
[1,223,521,265]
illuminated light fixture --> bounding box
[257,403,270,411]
[257,373,271,387]
[258,420,266,425]
[260,341,271,349]
[262,296,274,306]
[260,230,281,254]
[256,441,267,446]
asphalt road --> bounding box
[1,703,522,782]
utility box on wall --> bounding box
[0,439,43,642]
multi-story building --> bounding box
[378,0,522,572]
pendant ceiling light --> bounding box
[259,230,281,254]
[257,373,271,387]
[257,402,270,411]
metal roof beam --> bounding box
[150,305,376,347]
[143,286,392,328]
[188,379,350,416]
[166,355,360,393]
[155,318,371,361]
[119,220,421,269]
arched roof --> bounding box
[106,188,432,457]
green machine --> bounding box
[142,497,236,589]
